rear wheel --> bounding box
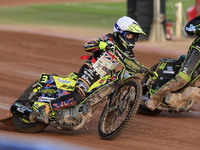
[98,78,142,140]
[12,81,47,133]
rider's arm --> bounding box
[132,57,157,79]
[124,49,150,75]
[83,40,101,52]
[133,57,150,75]
[83,34,113,52]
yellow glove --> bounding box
[148,71,158,80]
[151,72,158,80]
[98,41,108,51]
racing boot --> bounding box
[30,102,51,124]
[36,103,51,124]
[145,75,188,111]
[145,98,160,111]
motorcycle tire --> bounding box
[12,80,47,133]
[98,78,142,140]
[138,63,162,115]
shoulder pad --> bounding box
[98,34,111,42]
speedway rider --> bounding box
[145,15,200,111]
[31,16,152,124]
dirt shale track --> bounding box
[0,29,200,150]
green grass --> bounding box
[0,1,194,29]
[0,2,126,29]
[166,0,195,23]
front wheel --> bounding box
[98,78,142,140]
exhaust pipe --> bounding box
[11,102,33,121]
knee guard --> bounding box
[166,73,189,91]
[71,86,85,103]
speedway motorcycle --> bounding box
[10,45,144,140]
[139,55,200,115]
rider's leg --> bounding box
[51,63,99,110]
[145,74,188,111]
[146,37,200,111]
[29,102,51,124]
[31,63,99,124]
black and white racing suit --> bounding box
[146,15,200,110]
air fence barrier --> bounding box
[0,133,94,150]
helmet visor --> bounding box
[125,32,139,43]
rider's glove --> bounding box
[151,72,158,80]
[98,41,108,51]
[148,71,158,80]
[99,41,114,51]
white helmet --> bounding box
[113,16,146,49]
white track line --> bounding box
[0,102,10,110]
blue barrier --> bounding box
[0,134,93,150]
